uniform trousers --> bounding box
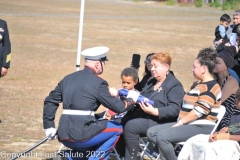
[147,122,214,160]
[61,121,122,160]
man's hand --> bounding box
[45,128,57,140]
[104,112,112,120]
[108,87,118,96]
[1,67,8,77]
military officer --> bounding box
[0,19,11,78]
[43,46,137,160]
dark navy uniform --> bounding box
[0,19,11,74]
[43,46,133,159]
[43,67,128,141]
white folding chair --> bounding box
[174,105,226,150]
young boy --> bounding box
[120,67,139,91]
[215,13,232,42]
[105,67,139,119]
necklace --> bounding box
[154,81,162,91]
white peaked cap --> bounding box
[81,46,109,61]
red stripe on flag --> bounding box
[102,128,123,132]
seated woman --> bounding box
[135,53,174,91]
[116,52,185,159]
[215,47,240,130]
[178,88,240,160]
[146,47,222,160]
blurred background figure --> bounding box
[214,47,240,131]
[0,19,11,78]
[134,53,154,91]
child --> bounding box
[120,67,139,91]
[215,13,231,42]
[105,67,139,119]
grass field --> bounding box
[0,0,235,159]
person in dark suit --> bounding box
[43,46,136,160]
[115,52,185,159]
[0,19,11,78]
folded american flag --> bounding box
[118,89,154,105]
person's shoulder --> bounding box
[204,80,219,87]
[62,71,81,80]
[0,19,7,25]
[167,73,182,85]
[202,80,221,92]
[227,75,238,85]
[215,25,220,30]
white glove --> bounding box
[45,127,57,140]
[109,87,118,96]
[127,90,140,102]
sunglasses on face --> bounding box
[144,56,153,64]
[144,59,151,64]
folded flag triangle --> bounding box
[118,89,154,105]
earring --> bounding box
[223,70,228,77]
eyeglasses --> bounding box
[150,64,161,69]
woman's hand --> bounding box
[139,101,158,116]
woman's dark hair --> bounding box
[196,47,217,75]
[143,53,154,76]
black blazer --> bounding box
[132,73,185,124]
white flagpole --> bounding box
[76,0,85,71]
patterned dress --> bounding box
[218,75,240,130]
